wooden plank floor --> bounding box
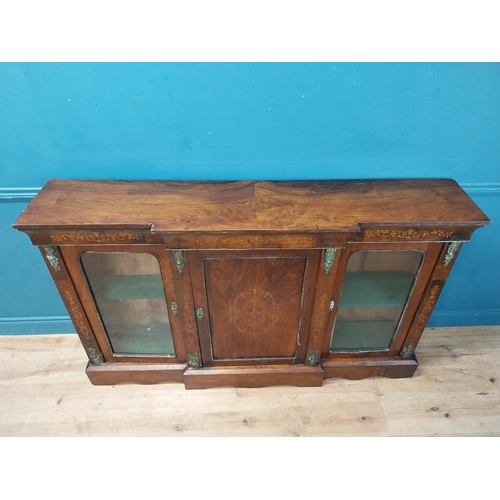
[1,326,499,436]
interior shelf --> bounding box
[106,323,175,356]
[330,320,398,351]
[90,274,166,300]
[339,271,416,309]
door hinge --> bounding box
[42,246,61,272]
[171,250,184,275]
[323,248,337,275]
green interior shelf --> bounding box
[91,274,166,300]
[330,320,398,351]
[106,323,175,356]
[339,271,416,309]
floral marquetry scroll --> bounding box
[406,281,444,344]
[364,229,454,241]
[51,232,143,244]
[63,290,91,340]
[228,285,280,338]
[194,234,319,249]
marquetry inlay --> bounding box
[228,285,280,338]
[365,229,454,240]
[51,232,143,244]
[312,293,329,341]
[194,235,318,248]
[413,284,442,336]
[183,298,197,343]
[63,290,91,340]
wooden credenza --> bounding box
[13,179,489,388]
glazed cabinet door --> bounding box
[60,245,191,363]
[190,249,321,366]
[323,243,442,357]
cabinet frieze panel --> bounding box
[51,232,145,244]
[351,227,475,243]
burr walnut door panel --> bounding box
[191,249,320,366]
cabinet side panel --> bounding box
[388,243,442,356]
[39,246,104,365]
[401,242,463,353]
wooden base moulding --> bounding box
[183,365,325,389]
[86,363,186,386]
[85,359,418,388]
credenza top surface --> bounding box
[13,179,490,233]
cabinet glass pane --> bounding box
[330,250,423,352]
[80,252,175,356]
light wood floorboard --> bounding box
[1,326,499,436]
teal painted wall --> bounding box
[1,63,499,334]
